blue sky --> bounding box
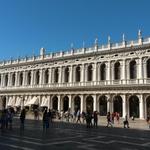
[0,0,150,60]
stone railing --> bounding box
[0,37,150,67]
[0,79,150,90]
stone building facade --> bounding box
[0,31,150,119]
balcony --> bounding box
[0,79,150,91]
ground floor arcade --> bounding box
[0,93,150,120]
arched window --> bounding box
[130,60,137,79]
[27,71,31,85]
[35,70,40,85]
[75,66,80,82]
[114,62,120,80]
[5,74,8,86]
[100,63,106,80]
[19,72,23,86]
[129,96,139,118]
[12,73,15,86]
[147,59,150,78]
[87,65,93,81]
[44,69,49,84]
[54,68,59,83]
[64,67,69,83]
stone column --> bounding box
[8,73,11,86]
[15,72,18,86]
[97,64,100,81]
[80,95,84,113]
[23,71,26,86]
[81,64,85,85]
[58,67,62,84]
[84,65,88,82]
[107,95,112,113]
[106,61,111,84]
[73,66,76,82]
[138,57,143,84]
[47,95,50,109]
[121,59,126,84]
[126,61,130,81]
[39,69,43,85]
[62,67,65,83]
[5,96,9,109]
[57,95,61,112]
[111,62,114,82]
[92,63,97,84]
[121,94,127,118]
[68,95,72,112]
[139,94,144,119]
[69,66,73,84]
[143,60,147,82]
[31,70,34,86]
[48,68,52,84]
[1,74,5,87]
[93,95,97,111]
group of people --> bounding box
[0,108,14,130]
[1,107,150,131]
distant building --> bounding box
[0,31,150,119]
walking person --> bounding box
[93,111,98,128]
[123,114,130,128]
[76,110,81,124]
[20,109,26,130]
[43,109,49,131]
[106,112,113,127]
[7,108,14,130]
[146,115,150,129]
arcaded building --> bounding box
[0,31,150,119]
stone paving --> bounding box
[0,116,149,150]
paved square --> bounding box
[0,119,150,150]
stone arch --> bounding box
[27,71,31,85]
[99,95,107,116]
[5,74,8,86]
[35,70,40,85]
[62,95,69,112]
[100,63,106,80]
[129,95,139,118]
[44,69,49,84]
[64,67,69,83]
[146,96,150,116]
[54,68,59,83]
[146,59,150,78]
[113,95,122,117]
[129,60,137,79]
[86,95,93,113]
[87,64,93,81]
[52,96,58,110]
[114,61,121,80]
[19,72,23,86]
[75,66,81,82]
[12,73,16,86]
[73,95,81,112]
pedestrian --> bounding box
[123,114,130,128]
[106,112,113,127]
[7,108,14,130]
[20,109,26,130]
[43,109,49,131]
[76,110,81,124]
[116,112,120,124]
[93,111,98,128]
[146,115,150,129]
